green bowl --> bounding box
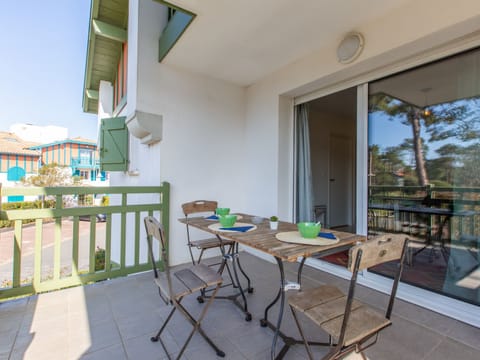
[215,207,230,216]
[219,214,237,227]
[297,222,321,238]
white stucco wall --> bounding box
[110,0,247,266]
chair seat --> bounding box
[190,237,234,249]
[289,285,391,347]
[155,263,223,300]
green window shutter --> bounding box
[100,116,129,171]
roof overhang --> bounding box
[82,0,128,114]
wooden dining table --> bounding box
[179,213,366,359]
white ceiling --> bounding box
[163,0,413,86]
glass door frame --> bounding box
[299,82,480,328]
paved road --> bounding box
[0,220,106,285]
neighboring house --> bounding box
[28,137,107,183]
[0,132,40,202]
[82,0,480,327]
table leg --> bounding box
[216,242,236,287]
[260,288,281,327]
[202,236,252,321]
[236,247,254,293]
[297,257,306,285]
[232,243,252,321]
[271,257,286,359]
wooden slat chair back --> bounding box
[143,216,225,359]
[182,200,235,266]
[289,233,409,360]
[144,215,170,304]
[348,234,407,272]
[182,200,218,215]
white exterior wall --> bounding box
[110,0,247,266]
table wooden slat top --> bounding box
[179,214,366,262]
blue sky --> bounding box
[0,1,98,140]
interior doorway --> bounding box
[329,134,353,228]
[296,87,356,232]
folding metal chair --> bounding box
[288,234,409,360]
[182,200,240,300]
[144,216,225,359]
[182,200,235,265]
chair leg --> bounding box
[289,305,315,360]
[197,248,206,264]
[321,348,341,360]
[151,306,176,342]
[174,285,225,358]
[188,244,196,265]
[223,244,237,287]
[197,246,234,304]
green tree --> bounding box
[369,95,480,186]
[455,144,480,186]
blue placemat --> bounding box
[205,215,219,220]
[318,232,337,240]
[220,226,254,232]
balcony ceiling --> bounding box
[163,0,413,86]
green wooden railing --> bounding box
[0,182,169,300]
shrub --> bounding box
[95,247,106,271]
[101,195,109,206]
[78,194,94,206]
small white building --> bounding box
[10,123,68,144]
[82,0,480,327]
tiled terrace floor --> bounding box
[1,252,479,360]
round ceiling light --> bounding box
[336,32,364,64]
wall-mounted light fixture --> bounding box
[337,32,365,64]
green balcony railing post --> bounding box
[105,214,112,272]
[72,217,80,277]
[161,181,170,243]
[120,193,127,269]
[135,211,140,266]
[12,220,22,288]
[89,218,96,274]
[34,219,43,288]
[54,218,62,281]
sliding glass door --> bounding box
[367,48,480,306]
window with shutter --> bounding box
[99,117,129,171]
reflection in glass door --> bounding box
[367,48,480,306]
